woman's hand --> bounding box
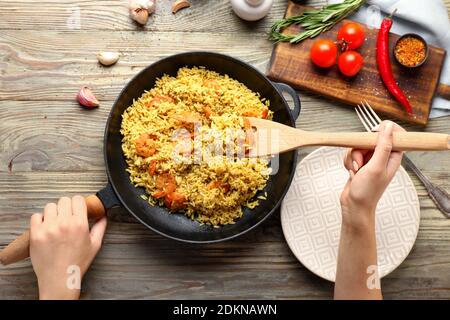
[340,121,405,230]
[30,196,107,300]
[335,121,405,300]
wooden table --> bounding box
[0,0,449,299]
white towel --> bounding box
[329,0,450,119]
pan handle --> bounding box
[0,184,119,266]
[95,183,120,212]
[272,82,301,122]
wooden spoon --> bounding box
[246,118,450,157]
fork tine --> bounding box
[356,104,377,131]
[355,105,373,132]
[363,100,382,124]
[360,103,379,128]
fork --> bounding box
[356,100,450,218]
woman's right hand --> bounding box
[335,121,404,300]
[340,121,405,229]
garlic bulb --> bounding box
[97,51,120,66]
[77,86,99,108]
[230,0,273,21]
[129,0,155,25]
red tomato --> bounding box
[310,39,338,68]
[337,22,366,50]
[338,51,364,77]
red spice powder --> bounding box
[394,36,427,67]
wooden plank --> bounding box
[0,101,107,172]
[267,2,447,126]
[0,30,273,101]
[1,240,449,299]
[0,0,295,32]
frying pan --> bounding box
[0,52,301,264]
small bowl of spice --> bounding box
[394,33,428,68]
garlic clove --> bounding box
[77,86,99,108]
[172,0,191,14]
[97,51,120,66]
[130,7,149,25]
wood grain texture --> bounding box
[0,0,449,300]
[268,2,447,125]
[0,31,273,101]
[0,0,292,32]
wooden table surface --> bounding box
[0,0,449,300]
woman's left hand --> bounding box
[30,196,107,300]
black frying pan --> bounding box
[99,52,301,243]
[0,52,302,264]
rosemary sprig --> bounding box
[269,0,366,43]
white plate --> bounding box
[281,147,420,282]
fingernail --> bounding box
[352,161,359,172]
[384,121,393,133]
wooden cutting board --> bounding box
[267,2,448,125]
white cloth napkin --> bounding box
[329,0,450,119]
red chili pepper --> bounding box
[376,11,413,115]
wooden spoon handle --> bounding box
[437,83,450,100]
[0,195,106,266]
[305,132,450,151]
